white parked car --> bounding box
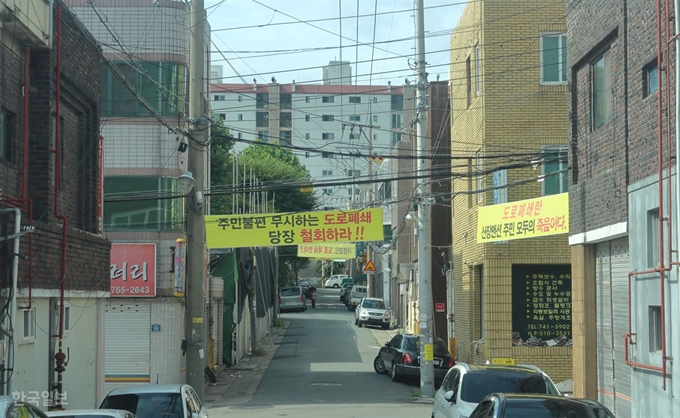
[99,384,208,418]
[432,363,561,418]
[0,395,48,418]
[47,410,134,418]
[354,297,391,329]
[324,274,349,288]
[347,285,367,311]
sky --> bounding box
[204,0,468,86]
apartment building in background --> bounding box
[0,0,110,408]
[210,81,407,211]
[567,1,679,416]
[67,0,215,398]
[449,0,572,384]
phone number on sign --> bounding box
[111,286,151,296]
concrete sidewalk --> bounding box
[204,321,290,408]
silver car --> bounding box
[279,286,307,313]
[355,297,391,329]
[0,395,49,418]
[47,410,135,418]
[99,384,208,418]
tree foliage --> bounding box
[209,117,235,215]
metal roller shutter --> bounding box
[611,238,631,417]
[596,242,615,412]
[104,301,151,394]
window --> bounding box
[372,97,378,103]
[321,152,334,159]
[476,149,483,203]
[349,96,361,104]
[644,62,659,97]
[213,95,220,101]
[540,33,567,84]
[305,133,310,139]
[256,112,269,127]
[649,305,662,352]
[349,134,360,140]
[391,132,402,145]
[592,51,612,129]
[218,113,225,120]
[322,189,333,195]
[322,170,333,176]
[305,96,310,103]
[322,115,334,122]
[373,134,377,141]
[391,114,402,129]
[23,308,35,341]
[391,95,403,111]
[101,393,183,418]
[237,95,243,102]
[466,56,472,108]
[256,93,269,109]
[55,303,71,334]
[346,169,360,177]
[104,176,183,231]
[648,209,660,268]
[237,132,242,139]
[541,146,568,195]
[373,115,378,122]
[238,114,243,121]
[280,112,292,128]
[101,62,187,116]
[349,115,361,121]
[305,114,311,122]
[493,169,508,204]
[257,130,269,142]
[279,131,292,145]
[280,94,292,109]
[475,45,481,93]
[0,109,14,162]
[322,133,335,140]
[322,96,335,103]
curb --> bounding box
[204,321,290,408]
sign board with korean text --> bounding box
[363,259,376,272]
[110,243,156,297]
[435,303,445,312]
[298,243,356,259]
[477,193,569,243]
[205,208,384,249]
[174,238,186,297]
[511,264,572,343]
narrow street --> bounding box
[209,287,433,417]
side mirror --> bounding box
[385,341,389,346]
[444,390,456,403]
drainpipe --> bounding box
[675,0,680,269]
[52,5,69,410]
[20,47,33,311]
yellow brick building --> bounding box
[449,0,572,383]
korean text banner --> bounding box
[205,208,384,249]
[110,243,157,297]
[298,243,356,259]
[477,193,569,243]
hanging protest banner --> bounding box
[297,243,356,259]
[205,208,384,249]
[477,193,569,243]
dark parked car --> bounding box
[373,333,454,383]
[468,393,616,418]
[298,280,311,298]
[340,283,353,303]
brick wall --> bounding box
[450,0,572,382]
[0,1,110,291]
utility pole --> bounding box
[186,0,206,402]
[366,123,375,297]
[415,0,434,398]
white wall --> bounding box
[150,299,184,385]
[13,297,102,411]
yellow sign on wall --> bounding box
[205,208,384,249]
[298,243,356,259]
[477,193,569,243]
[491,357,516,366]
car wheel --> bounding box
[333,284,339,288]
[373,356,388,374]
[391,364,400,382]
[358,321,363,328]
[355,318,358,325]
[382,324,389,330]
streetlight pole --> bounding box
[186,0,207,401]
[415,0,434,398]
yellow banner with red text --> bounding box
[477,193,569,243]
[205,208,384,249]
[297,243,356,259]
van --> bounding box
[348,285,367,311]
[324,274,349,288]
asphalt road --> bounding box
[210,287,432,418]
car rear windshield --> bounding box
[460,371,549,403]
[280,288,301,296]
[403,337,449,353]
[100,393,182,418]
[503,399,614,418]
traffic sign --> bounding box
[435,303,445,312]
[363,259,376,272]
